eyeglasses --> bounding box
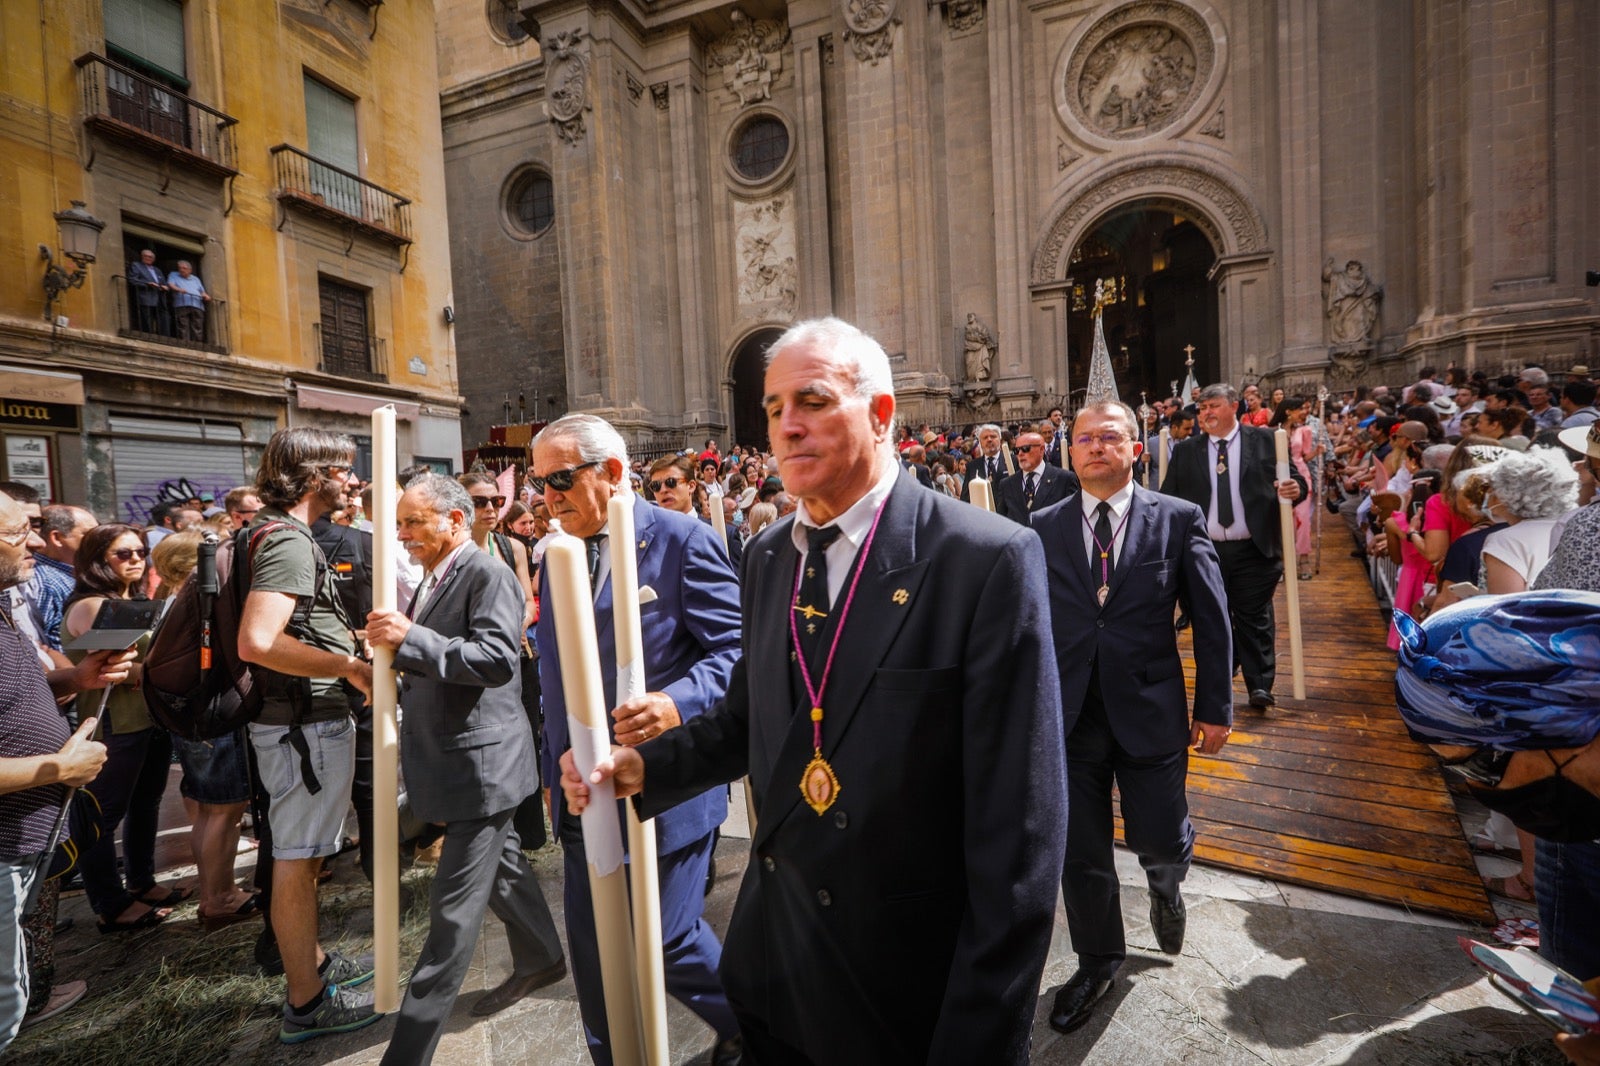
[1442,748,1515,788]
[0,525,30,546]
[648,477,683,494]
[529,461,599,494]
[1073,432,1131,447]
[110,547,151,562]
[231,508,259,518]
[470,495,507,509]
[319,464,353,479]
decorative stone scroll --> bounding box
[544,29,592,145]
[708,10,791,108]
[842,0,900,65]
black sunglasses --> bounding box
[28,516,44,532]
[111,547,151,562]
[529,461,599,494]
[648,477,682,494]
[470,495,507,509]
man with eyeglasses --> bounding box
[1029,400,1231,1036]
[1161,383,1305,709]
[995,430,1077,524]
[224,485,263,531]
[532,413,744,1066]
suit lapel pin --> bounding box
[892,588,909,606]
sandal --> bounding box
[1298,570,1314,581]
[133,885,193,908]
[97,907,169,935]
[1484,873,1535,902]
[198,894,261,932]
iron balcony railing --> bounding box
[271,144,412,245]
[76,53,238,177]
[113,274,229,354]
[313,323,388,382]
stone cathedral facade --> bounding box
[437,0,1599,452]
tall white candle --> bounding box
[369,405,400,1014]
[1158,427,1170,488]
[708,491,728,557]
[607,494,669,1065]
[1274,429,1307,702]
[969,477,994,512]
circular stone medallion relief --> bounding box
[1061,1,1217,142]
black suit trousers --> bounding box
[1062,673,1194,981]
[1212,540,1283,692]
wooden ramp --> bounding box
[1129,532,1495,924]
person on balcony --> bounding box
[126,249,166,335]
[166,260,211,343]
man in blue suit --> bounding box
[533,413,743,1066]
[1030,399,1233,1036]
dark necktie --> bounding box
[1214,437,1236,528]
[797,525,842,672]
[1091,500,1114,581]
[1024,472,1038,510]
[585,534,607,589]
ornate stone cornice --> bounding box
[842,0,900,64]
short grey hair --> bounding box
[534,412,631,471]
[1482,447,1579,520]
[976,423,1002,437]
[1518,366,1550,388]
[1198,384,1239,405]
[1421,444,1454,470]
[404,471,473,522]
[764,317,896,430]
[1072,400,1141,441]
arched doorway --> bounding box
[1067,201,1220,406]
[729,327,783,450]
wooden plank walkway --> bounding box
[1121,529,1496,924]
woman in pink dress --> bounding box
[1269,396,1319,579]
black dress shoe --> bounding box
[1048,971,1113,1034]
[1150,891,1186,954]
[1248,688,1275,708]
[711,1034,743,1066]
[472,958,568,1016]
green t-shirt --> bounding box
[247,508,357,726]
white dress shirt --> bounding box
[1205,427,1252,542]
[1079,480,1135,574]
[410,540,473,618]
[792,455,900,607]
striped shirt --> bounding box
[0,597,71,861]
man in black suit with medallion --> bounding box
[1031,400,1232,1033]
[995,430,1078,523]
[1160,384,1306,707]
[562,317,1068,1066]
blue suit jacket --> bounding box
[537,496,740,855]
[1030,484,1233,757]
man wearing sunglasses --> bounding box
[995,430,1077,524]
[532,414,743,1066]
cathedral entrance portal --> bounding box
[729,327,783,451]
[1067,202,1220,406]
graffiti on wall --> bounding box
[121,475,240,525]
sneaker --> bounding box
[322,948,375,988]
[21,979,87,1028]
[279,983,383,1044]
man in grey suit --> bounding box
[366,473,566,1066]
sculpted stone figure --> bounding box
[1322,258,1382,347]
[964,312,997,382]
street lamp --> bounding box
[39,200,106,322]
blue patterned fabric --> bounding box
[1394,591,1600,750]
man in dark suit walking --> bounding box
[1160,384,1306,707]
[562,317,1067,1066]
[959,423,1010,503]
[1030,400,1232,1033]
[995,430,1078,523]
[536,414,744,1066]
[365,473,565,1066]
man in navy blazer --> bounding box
[563,318,1067,1065]
[1030,399,1232,1036]
[534,414,743,1066]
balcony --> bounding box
[113,274,229,354]
[271,145,412,247]
[76,54,238,178]
[313,323,388,382]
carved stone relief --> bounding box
[708,10,790,108]
[650,83,670,110]
[1322,258,1382,381]
[624,70,645,104]
[736,197,798,320]
[1057,140,1082,171]
[544,29,592,145]
[842,0,900,65]
[942,0,984,33]
[1199,106,1224,138]
[1061,2,1215,141]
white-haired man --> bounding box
[959,422,1008,503]
[563,317,1068,1065]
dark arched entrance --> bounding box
[729,327,783,450]
[1067,201,1220,405]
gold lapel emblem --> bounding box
[638,538,646,549]
[892,588,909,605]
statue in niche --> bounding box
[708,10,790,107]
[963,313,998,383]
[1322,258,1383,347]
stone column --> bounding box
[1211,253,1273,387]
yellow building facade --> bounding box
[0,0,461,522]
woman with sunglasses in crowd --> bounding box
[61,523,186,933]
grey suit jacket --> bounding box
[394,542,537,824]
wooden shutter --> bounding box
[318,278,371,376]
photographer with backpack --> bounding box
[235,428,379,1044]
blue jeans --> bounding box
[0,852,45,1054]
[1536,837,1600,981]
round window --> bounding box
[731,116,790,183]
[487,0,530,43]
[505,169,553,237]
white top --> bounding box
[1482,518,1560,587]
[1203,428,1251,542]
[1079,480,1136,571]
[792,455,900,607]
